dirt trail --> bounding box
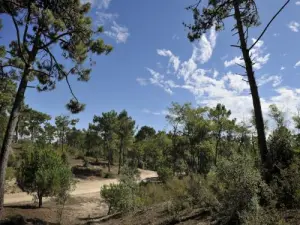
[4,169,157,205]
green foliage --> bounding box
[17,145,74,207]
[157,166,173,183]
[212,154,272,225]
[101,166,141,214]
[5,167,15,181]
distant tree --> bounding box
[0,0,112,212]
[135,126,156,142]
[55,115,78,152]
[209,104,235,165]
[92,111,118,172]
[185,0,290,180]
[43,122,57,145]
[17,145,74,208]
[116,110,135,174]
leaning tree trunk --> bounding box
[0,68,29,216]
[233,1,270,179]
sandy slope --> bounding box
[4,169,157,205]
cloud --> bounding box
[258,75,282,87]
[141,38,300,128]
[96,12,118,25]
[288,21,300,32]
[136,78,148,86]
[145,68,179,95]
[157,49,180,72]
[281,66,285,70]
[296,1,300,5]
[224,39,270,70]
[273,33,280,37]
[143,109,168,116]
[105,21,130,43]
[294,61,300,68]
[191,26,217,64]
[172,34,180,40]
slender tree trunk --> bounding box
[118,139,123,175]
[233,1,269,179]
[38,194,43,208]
[214,130,221,165]
[0,69,29,215]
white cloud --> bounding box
[96,12,118,25]
[273,33,280,37]
[296,1,300,5]
[157,49,180,72]
[213,69,219,78]
[172,34,180,40]
[105,21,130,43]
[146,68,179,95]
[281,66,285,70]
[191,26,217,64]
[258,75,282,87]
[294,61,300,68]
[224,39,270,70]
[136,78,148,86]
[143,109,168,116]
[288,21,300,32]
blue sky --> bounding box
[2,0,300,131]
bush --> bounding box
[17,145,74,208]
[271,159,300,208]
[212,154,271,225]
[104,172,116,179]
[157,166,173,183]
[7,152,17,168]
[101,165,141,214]
[72,165,103,177]
[5,167,15,181]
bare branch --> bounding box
[230,44,241,48]
[249,0,290,50]
[236,63,246,69]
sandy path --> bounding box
[4,169,157,205]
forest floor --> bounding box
[2,169,157,225]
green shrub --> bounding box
[5,167,15,181]
[212,154,271,225]
[157,166,173,183]
[7,152,17,168]
[17,145,74,208]
[101,169,141,214]
[104,172,116,179]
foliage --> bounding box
[17,145,74,207]
[157,166,173,183]
[101,165,141,214]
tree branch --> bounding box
[44,47,79,101]
[249,0,290,50]
[23,0,32,54]
[40,31,73,50]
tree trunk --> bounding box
[38,194,43,208]
[233,1,270,179]
[214,130,221,166]
[0,70,29,216]
[118,139,123,175]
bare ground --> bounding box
[2,169,157,224]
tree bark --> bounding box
[0,68,29,216]
[38,194,43,208]
[118,139,123,175]
[233,1,269,178]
